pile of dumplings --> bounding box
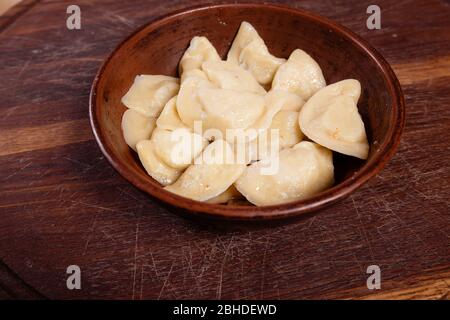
[121,21,369,207]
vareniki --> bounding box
[120,21,370,206]
[299,79,369,159]
[236,141,334,206]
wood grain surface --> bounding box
[0,0,449,300]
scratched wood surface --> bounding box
[0,0,449,300]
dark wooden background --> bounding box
[0,0,449,299]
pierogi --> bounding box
[179,36,221,75]
[206,185,243,204]
[136,140,182,186]
[121,75,179,117]
[165,140,246,201]
[265,90,305,111]
[121,109,156,151]
[176,75,213,128]
[120,21,370,207]
[271,110,303,149]
[246,110,303,162]
[202,60,266,94]
[150,127,207,169]
[156,96,189,131]
[197,87,265,134]
[227,21,285,85]
[272,49,326,100]
[235,141,334,206]
[299,79,369,159]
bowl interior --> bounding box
[91,4,401,219]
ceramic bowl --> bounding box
[90,3,405,220]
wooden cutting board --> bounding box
[0,0,449,299]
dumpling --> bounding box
[245,128,281,162]
[201,60,266,94]
[246,110,303,162]
[227,21,260,63]
[179,36,221,75]
[227,21,285,85]
[156,96,188,131]
[233,90,286,149]
[164,140,246,201]
[244,90,304,157]
[197,87,265,136]
[121,75,179,117]
[150,127,208,169]
[176,75,213,128]
[121,109,156,151]
[206,185,243,204]
[235,141,334,206]
[238,38,285,85]
[271,110,303,149]
[180,68,208,84]
[246,90,304,158]
[299,79,369,159]
[136,140,182,186]
[265,90,305,111]
[272,49,326,100]
[233,93,287,162]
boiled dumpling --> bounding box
[235,92,287,161]
[179,36,221,75]
[265,90,305,111]
[227,21,285,85]
[236,90,287,148]
[206,185,243,204]
[227,21,260,63]
[238,38,285,85]
[164,140,246,201]
[150,127,207,169]
[235,141,334,206]
[197,87,265,137]
[246,110,303,161]
[272,49,326,100]
[121,109,156,151]
[156,96,188,131]
[271,110,303,149]
[299,79,369,159]
[202,60,266,94]
[246,93,283,133]
[176,75,213,128]
[238,91,287,154]
[136,140,182,186]
[247,90,305,157]
[121,75,179,117]
[180,68,208,84]
[245,129,281,162]
[122,23,369,205]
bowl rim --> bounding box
[89,3,405,221]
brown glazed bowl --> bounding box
[90,3,405,221]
